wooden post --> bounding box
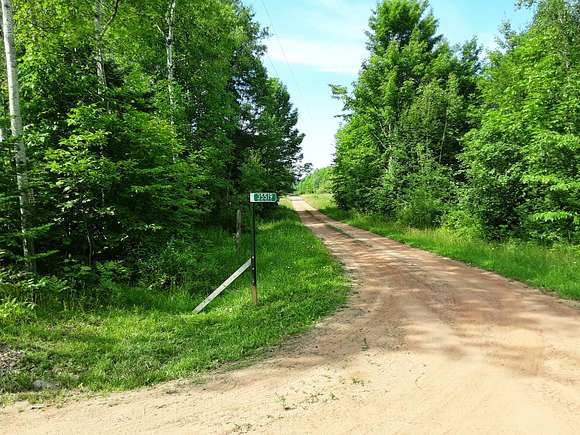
[235,208,242,254]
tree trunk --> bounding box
[163,0,177,162]
[95,0,107,92]
[166,0,177,118]
[235,208,242,254]
[1,0,35,271]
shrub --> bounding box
[396,187,443,228]
[0,298,36,324]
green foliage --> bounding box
[0,0,305,300]
[0,206,349,400]
[332,115,383,211]
[0,298,36,324]
[462,0,579,243]
[331,0,578,245]
[136,231,244,293]
[394,157,455,228]
[296,167,334,194]
[1,267,68,302]
[333,0,481,220]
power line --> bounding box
[263,49,282,81]
[258,0,314,126]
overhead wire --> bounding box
[258,0,315,125]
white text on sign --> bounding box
[250,192,278,203]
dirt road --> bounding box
[2,197,580,434]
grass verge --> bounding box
[0,205,349,404]
[302,194,580,301]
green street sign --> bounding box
[250,192,278,203]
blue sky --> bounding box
[244,0,535,168]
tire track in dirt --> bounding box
[1,197,579,434]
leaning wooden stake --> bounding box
[193,259,251,314]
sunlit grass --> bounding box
[301,193,336,210]
[301,194,580,301]
[0,206,349,403]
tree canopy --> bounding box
[332,0,578,242]
[0,0,304,290]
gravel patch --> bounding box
[0,344,23,375]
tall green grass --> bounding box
[302,194,580,300]
[0,206,349,404]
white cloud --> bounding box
[307,0,372,42]
[316,0,370,19]
[266,37,367,75]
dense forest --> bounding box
[332,0,579,242]
[0,0,304,307]
[296,167,333,194]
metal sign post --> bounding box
[250,201,257,304]
[249,192,278,304]
[193,192,278,313]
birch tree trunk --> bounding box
[161,0,177,162]
[1,0,35,270]
[166,0,177,119]
[95,0,107,92]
